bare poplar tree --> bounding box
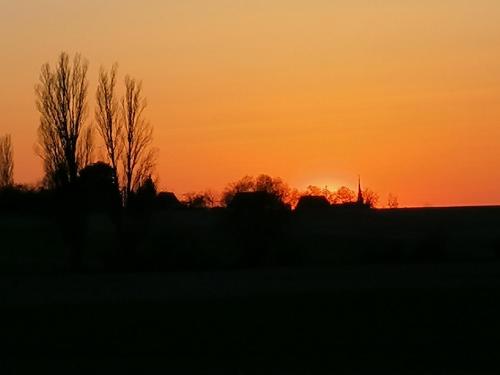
[78,126,94,170]
[95,64,121,185]
[0,134,14,188]
[120,75,156,205]
[35,52,91,188]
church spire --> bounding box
[357,175,364,205]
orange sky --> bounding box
[1,0,500,207]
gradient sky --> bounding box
[1,0,500,206]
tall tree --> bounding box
[35,52,92,188]
[0,134,14,188]
[95,64,121,187]
[120,75,156,205]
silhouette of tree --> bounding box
[79,126,94,169]
[363,188,379,208]
[332,186,356,204]
[0,134,14,189]
[183,191,216,209]
[254,174,290,201]
[95,64,121,187]
[305,185,323,196]
[285,187,302,208]
[387,193,399,209]
[35,52,92,188]
[303,185,334,203]
[121,76,156,205]
[222,175,255,206]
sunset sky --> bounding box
[1,0,500,206]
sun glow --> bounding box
[305,182,339,192]
[299,176,354,193]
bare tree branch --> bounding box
[35,52,90,188]
[120,75,157,205]
[0,134,14,188]
[77,125,94,169]
[95,63,121,186]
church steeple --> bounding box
[357,175,364,205]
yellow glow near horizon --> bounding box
[299,178,347,192]
[1,1,500,207]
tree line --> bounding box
[33,52,156,206]
[0,51,398,210]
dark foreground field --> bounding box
[2,263,500,374]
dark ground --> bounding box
[2,206,500,373]
[2,263,500,374]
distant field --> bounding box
[1,206,499,272]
